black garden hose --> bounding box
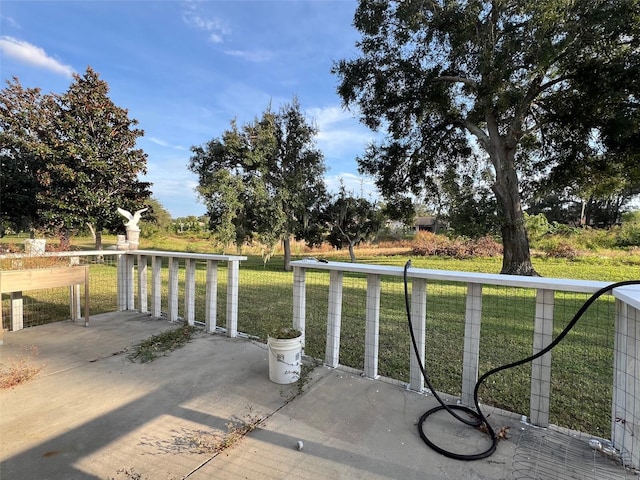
[403,259,640,461]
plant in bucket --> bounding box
[267,326,302,385]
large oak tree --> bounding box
[333,0,640,275]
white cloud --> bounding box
[306,104,376,157]
[148,137,187,151]
[0,36,74,77]
[307,105,353,127]
[223,49,272,62]
[182,1,229,44]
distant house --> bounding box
[415,216,437,232]
[384,215,441,234]
[384,220,405,233]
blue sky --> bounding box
[0,0,379,218]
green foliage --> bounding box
[0,79,46,234]
[525,193,582,225]
[445,174,501,238]
[381,195,416,227]
[172,215,205,235]
[548,222,580,236]
[0,69,151,244]
[616,210,640,247]
[333,0,640,275]
[327,183,384,262]
[622,210,640,224]
[139,198,172,237]
[189,97,328,267]
[524,212,550,241]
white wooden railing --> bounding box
[1,250,247,337]
[290,259,640,467]
[0,250,124,331]
[118,250,247,336]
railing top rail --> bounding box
[290,259,617,294]
[0,250,126,259]
[614,285,640,310]
[129,250,248,262]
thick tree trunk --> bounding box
[95,230,103,250]
[489,139,538,276]
[283,237,292,271]
[499,216,536,275]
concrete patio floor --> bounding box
[0,312,629,479]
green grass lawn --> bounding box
[2,235,639,437]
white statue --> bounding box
[117,207,148,229]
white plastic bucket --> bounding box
[267,335,302,384]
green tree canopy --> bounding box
[189,97,328,269]
[327,182,384,262]
[333,0,640,275]
[139,197,173,237]
[0,68,151,247]
[0,79,50,235]
[40,67,151,247]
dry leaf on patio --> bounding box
[476,423,510,441]
[496,426,511,440]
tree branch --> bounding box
[538,74,572,94]
[510,73,544,136]
[433,76,478,90]
[461,118,489,149]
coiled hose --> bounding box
[403,259,640,461]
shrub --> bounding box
[615,213,640,247]
[468,236,503,257]
[549,221,580,236]
[412,232,502,258]
[545,242,578,260]
[578,227,617,250]
[524,212,550,241]
[412,232,466,257]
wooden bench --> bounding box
[0,266,90,330]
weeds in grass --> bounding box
[0,346,44,388]
[128,324,197,363]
